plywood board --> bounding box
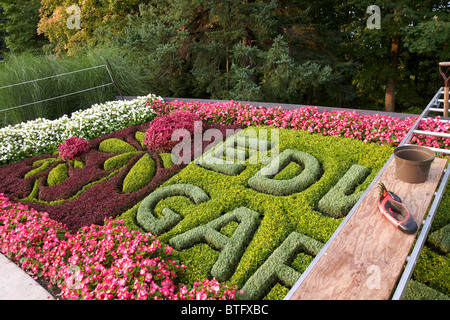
[289,157,447,300]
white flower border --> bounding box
[0,94,162,164]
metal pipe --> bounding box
[392,165,450,300]
[439,62,449,117]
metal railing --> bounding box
[0,61,122,113]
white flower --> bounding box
[0,93,162,164]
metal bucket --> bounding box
[394,145,435,183]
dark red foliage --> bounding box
[0,121,242,232]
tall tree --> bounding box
[0,0,47,53]
[38,0,143,55]
[340,0,450,112]
[0,5,7,59]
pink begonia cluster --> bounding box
[0,194,239,300]
[147,99,450,149]
[57,136,90,161]
[144,111,202,153]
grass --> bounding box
[0,45,150,128]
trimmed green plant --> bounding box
[103,151,141,171]
[47,163,68,186]
[98,138,137,154]
[318,164,371,218]
[238,231,323,300]
[122,153,156,193]
[137,184,210,235]
[170,206,261,282]
[428,224,450,254]
[247,149,321,196]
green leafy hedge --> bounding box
[47,163,68,186]
[122,153,156,193]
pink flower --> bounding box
[58,137,90,161]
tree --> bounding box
[0,0,47,54]
[0,5,7,59]
[116,0,340,104]
[38,0,143,55]
[340,0,450,112]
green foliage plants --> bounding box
[428,223,450,254]
[169,207,261,282]
[238,231,323,300]
[247,149,321,196]
[135,131,146,148]
[122,153,156,193]
[98,138,137,153]
[137,183,210,235]
[194,134,274,176]
[403,280,449,300]
[47,163,68,186]
[159,153,174,169]
[317,164,371,218]
[24,158,58,178]
[103,151,141,171]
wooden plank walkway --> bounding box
[288,157,448,300]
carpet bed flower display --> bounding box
[147,99,450,150]
[0,96,448,300]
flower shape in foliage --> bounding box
[144,111,201,153]
[58,136,90,161]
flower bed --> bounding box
[119,126,394,299]
[0,194,238,300]
[0,118,241,232]
[147,99,450,149]
[0,97,449,300]
[0,94,162,165]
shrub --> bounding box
[238,231,323,300]
[58,137,90,161]
[318,164,371,218]
[98,138,137,154]
[428,224,450,254]
[137,184,210,235]
[144,111,202,153]
[247,149,321,196]
[169,207,261,282]
[122,154,156,193]
[103,151,141,171]
[47,163,68,186]
[24,158,59,178]
[403,280,449,300]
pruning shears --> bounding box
[377,182,417,234]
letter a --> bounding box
[66,5,81,30]
[366,5,381,29]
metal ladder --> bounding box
[391,62,450,299]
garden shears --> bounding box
[377,182,418,234]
